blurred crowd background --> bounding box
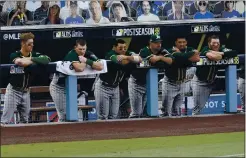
[0,1,245,26]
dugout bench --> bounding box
[0,86,94,123]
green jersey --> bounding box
[99,50,134,86]
[64,49,99,62]
[196,46,238,82]
[131,46,172,85]
[165,47,195,81]
[57,49,99,86]
[9,51,44,89]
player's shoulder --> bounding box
[32,51,41,57]
[106,50,117,55]
[220,46,232,52]
[167,48,174,54]
[159,48,171,55]
[201,46,210,52]
[139,46,151,56]
[186,47,194,51]
[126,50,136,56]
[140,46,150,53]
[64,49,78,60]
[10,51,21,57]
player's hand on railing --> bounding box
[117,55,127,62]
[172,47,180,53]
[92,61,104,71]
[149,55,160,64]
[78,56,87,63]
[15,58,33,67]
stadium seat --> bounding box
[213,1,224,18]
[189,2,197,16]
[129,1,140,10]
[163,1,172,17]
[154,1,168,10]
[102,9,109,18]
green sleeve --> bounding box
[172,51,194,61]
[31,52,51,65]
[127,51,136,56]
[139,48,152,60]
[200,46,210,56]
[106,51,119,64]
[220,47,238,58]
[10,52,19,63]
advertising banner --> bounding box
[181,93,242,115]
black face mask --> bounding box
[199,2,207,6]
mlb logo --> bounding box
[56,32,61,38]
[191,26,200,33]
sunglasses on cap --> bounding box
[199,2,207,6]
[228,1,234,3]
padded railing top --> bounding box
[0,18,244,31]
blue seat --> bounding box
[129,1,140,10]
[189,2,197,16]
[102,9,109,18]
[163,1,172,17]
[154,1,168,9]
[213,1,224,17]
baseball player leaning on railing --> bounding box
[94,39,142,120]
[49,39,103,122]
[192,35,238,115]
[161,35,200,117]
[1,32,50,125]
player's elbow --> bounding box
[15,60,24,66]
[74,67,85,72]
[93,63,103,71]
[206,53,222,61]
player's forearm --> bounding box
[14,58,33,67]
[159,56,173,65]
[188,54,200,62]
[92,61,103,71]
[31,55,50,65]
[206,52,222,61]
[74,63,86,72]
[223,50,237,58]
[126,56,142,63]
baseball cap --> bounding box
[49,2,60,8]
[150,35,162,43]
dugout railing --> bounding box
[0,19,245,123]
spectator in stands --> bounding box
[8,1,32,26]
[2,1,16,12]
[60,1,80,22]
[34,1,49,21]
[86,0,109,24]
[222,1,240,18]
[241,1,245,17]
[26,0,41,12]
[137,0,160,22]
[109,2,134,22]
[78,1,89,10]
[40,3,64,25]
[194,1,214,19]
[65,1,85,24]
[168,1,190,20]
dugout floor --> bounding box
[1,114,245,145]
